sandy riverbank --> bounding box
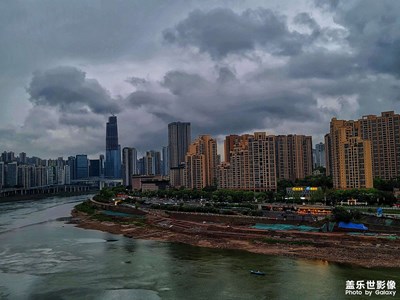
[71,210,400,269]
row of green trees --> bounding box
[332,207,363,223]
[95,173,398,205]
[133,188,272,203]
[373,177,400,191]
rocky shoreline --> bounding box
[71,210,400,269]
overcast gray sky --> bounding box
[1,0,400,159]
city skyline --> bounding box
[0,109,397,162]
[1,110,400,193]
[0,118,334,163]
[1,1,400,158]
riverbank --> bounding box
[71,209,400,269]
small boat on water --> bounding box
[250,270,266,276]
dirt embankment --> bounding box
[70,210,400,269]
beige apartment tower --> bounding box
[230,135,252,190]
[327,111,400,189]
[359,111,400,180]
[216,162,231,189]
[221,133,313,191]
[343,137,373,189]
[327,118,373,189]
[184,135,218,189]
[224,135,239,163]
[248,132,277,191]
[275,135,313,181]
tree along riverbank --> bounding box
[71,206,400,269]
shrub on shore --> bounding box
[75,201,95,215]
[90,214,114,222]
[332,207,363,222]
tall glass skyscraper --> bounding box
[168,122,191,169]
[122,147,137,186]
[314,142,326,168]
[76,155,89,179]
[105,115,122,179]
[162,146,169,176]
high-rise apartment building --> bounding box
[99,154,105,178]
[327,118,373,189]
[64,165,71,185]
[35,166,47,187]
[220,133,277,191]
[168,122,190,186]
[89,159,101,177]
[144,150,161,176]
[224,135,239,163]
[223,134,252,163]
[275,135,313,181]
[248,133,277,191]
[2,151,15,163]
[358,111,400,180]
[229,134,252,190]
[170,166,185,188]
[162,146,169,176]
[216,162,231,189]
[221,133,289,191]
[343,137,373,189]
[18,165,35,189]
[19,152,27,164]
[57,166,65,185]
[47,166,55,185]
[314,142,326,169]
[184,135,218,189]
[75,155,89,180]
[5,162,18,187]
[0,162,4,189]
[168,122,191,168]
[324,134,332,176]
[326,111,400,189]
[137,157,144,175]
[122,147,138,186]
[67,156,76,180]
[105,115,122,179]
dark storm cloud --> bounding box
[2,0,400,157]
[58,113,104,129]
[163,8,309,59]
[27,66,120,114]
[126,76,147,87]
[293,12,320,31]
[161,71,212,96]
[125,69,321,139]
[287,51,357,79]
[0,0,176,67]
[216,66,239,85]
[126,91,175,108]
[313,0,340,11]
[17,106,105,157]
[330,0,400,77]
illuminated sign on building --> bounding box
[286,186,321,197]
[290,187,319,192]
